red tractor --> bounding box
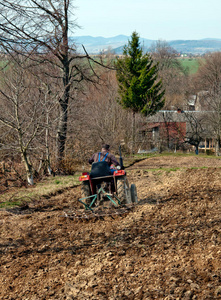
[78,147,137,210]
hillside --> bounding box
[73,35,221,55]
[0,155,221,299]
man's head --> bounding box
[102,144,110,151]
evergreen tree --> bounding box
[116,31,165,116]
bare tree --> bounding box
[184,112,208,154]
[0,0,102,166]
[195,52,221,155]
[36,78,59,175]
[150,40,189,110]
[202,93,221,155]
[65,69,143,158]
[196,52,221,94]
[0,60,46,184]
[150,40,179,70]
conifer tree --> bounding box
[115,31,165,152]
[116,31,165,116]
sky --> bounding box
[73,0,221,40]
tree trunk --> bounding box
[56,50,70,164]
[45,111,52,175]
[22,152,34,185]
[195,145,199,155]
[132,111,136,154]
[215,136,221,156]
[57,100,68,163]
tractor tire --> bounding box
[81,182,91,198]
[117,177,132,204]
[130,184,138,203]
[81,182,92,206]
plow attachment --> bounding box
[78,186,122,211]
[62,205,134,220]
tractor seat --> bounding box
[90,161,111,179]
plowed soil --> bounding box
[0,155,221,300]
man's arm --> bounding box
[88,153,95,164]
[110,154,120,166]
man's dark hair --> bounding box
[102,144,110,150]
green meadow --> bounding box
[179,57,200,74]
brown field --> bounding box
[0,155,221,299]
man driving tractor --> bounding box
[78,144,137,210]
[89,144,121,174]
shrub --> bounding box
[205,149,214,156]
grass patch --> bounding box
[133,152,221,159]
[167,167,180,172]
[144,166,211,173]
[54,179,62,184]
[0,173,80,208]
[143,167,180,174]
[189,166,208,170]
[122,151,221,169]
[179,58,200,74]
[0,201,22,208]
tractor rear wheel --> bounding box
[117,177,131,204]
[81,182,92,206]
[130,184,138,203]
[81,182,91,198]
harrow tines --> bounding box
[61,204,135,220]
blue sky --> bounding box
[73,0,221,40]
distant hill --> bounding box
[72,35,221,55]
[169,39,221,54]
[72,35,154,54]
